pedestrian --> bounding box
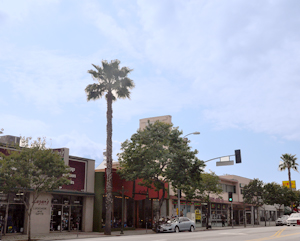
[221,215,225,227]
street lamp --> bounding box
[183,132,200,138]
[178,131,200,217]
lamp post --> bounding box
[178,131,200,217]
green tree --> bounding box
[86,59,135,235]
[188,172,222,229]
[279,154,298,189]
[243,179,264,225]
[0,137,70,241]
[117,121,205,225]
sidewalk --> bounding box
[0,223,277,241]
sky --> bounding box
[1,0,300,187]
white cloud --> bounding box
[0,114,49,138]
[51,131,121,167]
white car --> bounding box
[286,213,300,226]
[275,215,289,226]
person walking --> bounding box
[221,215,225,227]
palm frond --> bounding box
[85,83,106,101]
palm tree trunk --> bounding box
[288,167,292,189]
[105,92,113,235]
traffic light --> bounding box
[228,192,233,202]
[235,149,241,164]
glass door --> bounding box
[61,206,70,231]
[51,205,62,231]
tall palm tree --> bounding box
[86,60,135,235]
[279,154,298,189]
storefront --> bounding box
[50,195,84,231]
[93,168,169,231]
[0,143,95,235]
[0,193,25,234]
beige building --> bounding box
[139,115,172,130]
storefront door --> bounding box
[51,205,62,231]
[62,206,70,231]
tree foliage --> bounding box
[117,121,205,214]
[0,137,70,241]
[86,59,135,235]
[243,178,264,207]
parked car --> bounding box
[275,215,289,226]
[159,217,195,233]
[287,213,300,226]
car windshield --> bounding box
[290,213,300,218]
[168,218,179,223]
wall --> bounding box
[29,193,52,234]
[139,115,172,130]
[82,196,94,232]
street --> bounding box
[61,226,300,241]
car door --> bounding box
[178,217,186,230]
[181,217,190,230]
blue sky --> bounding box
[1,0,300,187]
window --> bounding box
[221,184,236,193]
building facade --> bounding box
[0,136,95,235]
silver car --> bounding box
[159,217,195,233]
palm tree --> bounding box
[86,60,135,235]
[279,154,298,189]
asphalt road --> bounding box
[61,226,300,241]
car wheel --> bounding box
[175,226,180,233]
[189,225,195,232]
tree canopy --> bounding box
[117,121,205,213]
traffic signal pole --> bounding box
[231,202,233,229]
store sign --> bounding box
[63,160,85,191]
[34,199,50,206]
[282,180,296,189]
[33,198,50,216]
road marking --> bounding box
[246,227,300,240]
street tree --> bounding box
[243,179,264,225]
[86,59,135,235]
[186,172,222,229]
[0,137,70,241]
[279,154,298,189]
[117,121,205,225]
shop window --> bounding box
[102,195,134,229]
[62,196,70,205]
[8,193,25,204]
[71,196,83,205]
[7,204,25,233]
[52,195,62,204]
[70,206,82,231]
[61,206,70,231]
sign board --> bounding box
[282,180,296,189]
